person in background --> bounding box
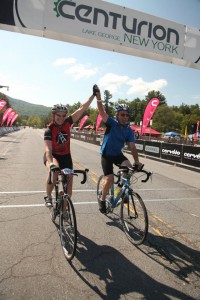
[93,84,143,213]
[135,130,140,140]
[43,94,95,207]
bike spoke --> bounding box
[59,196,77,261]
[121,193,148,245]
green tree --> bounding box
[153,106,177,133]
[87,107,98,127]
[178,103,191,115]
[145,90,167,105]
[27,115,44,128]
[103,90,114,115]
[129,98,147,124]
[190,104,200,116]
[68,102,81,114]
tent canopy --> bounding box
[130,125,161,136]
[84,125,94,129]
[164,131,180,137]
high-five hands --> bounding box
[93,84,100,96]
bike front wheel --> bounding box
[59,195,77,261]
[50,188,59,223]
[121,192,148,245]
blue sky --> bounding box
[0,0,200,109]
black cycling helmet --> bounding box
[115,104,130,113]
[52,104,68,114]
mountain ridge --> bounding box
[8,95,51,117]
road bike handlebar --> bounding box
[48,168,89,184]
[65,168,89,184]
[117,165,152,183]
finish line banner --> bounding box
[0,0,199,70]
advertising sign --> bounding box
[135,141,145,153]
[144,141,160,157]
[0,0,199,70]
[161,143,182,163]
[182,145,200,168]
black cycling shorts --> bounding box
[101,154,128,176]
[43,153,73,170]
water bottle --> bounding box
[58,191,64,200]
[114,184,121,198]
[57,194,61,204]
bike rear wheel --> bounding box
[121,192,148,245]
[59,195,77,261]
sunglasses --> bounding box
[55,113,66,118]
[119,113,129,117]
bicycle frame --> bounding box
[110,174,130,208]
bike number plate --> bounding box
[62,168,74,175]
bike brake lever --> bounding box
[141,171,152,183]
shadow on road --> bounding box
[141,232,200,284]
[69,234,195,300]
[101,210,200,286]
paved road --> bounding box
[0,128,199,300]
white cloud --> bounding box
[127,78,168,95]
[98,73,129,93]
[64,64,98,80]
[53,57,77,66]
[53,57,98,79]
[193,94,200,100]
[97,73,167,96]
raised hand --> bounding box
[93,84,100,96]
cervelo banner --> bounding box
[0,0,199,70]
[0,100,7,111]
[161,143,182,163]
[79,115,88,131]
[141,98,160,135]
[1,108,13,126]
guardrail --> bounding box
[71,132,200,171]
[0,127,20,136]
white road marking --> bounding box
[0,187,198,194]
[0,190,95,194]
[0,188,200,209]
[0,198,200,209]
[190,213,199,218]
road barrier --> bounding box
[71,132,200,171]
[0,127,20,136]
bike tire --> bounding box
[59,195,77,261]
[50,186,58,223]
[120,191,148,245]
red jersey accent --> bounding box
[44,117,73,155]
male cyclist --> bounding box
[93,85,143,213]
[44,94,95,207]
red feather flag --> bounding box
[79,115,89,131]
[141,98,160,135]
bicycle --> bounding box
[48,167,89,261]
[97,166,152,245]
